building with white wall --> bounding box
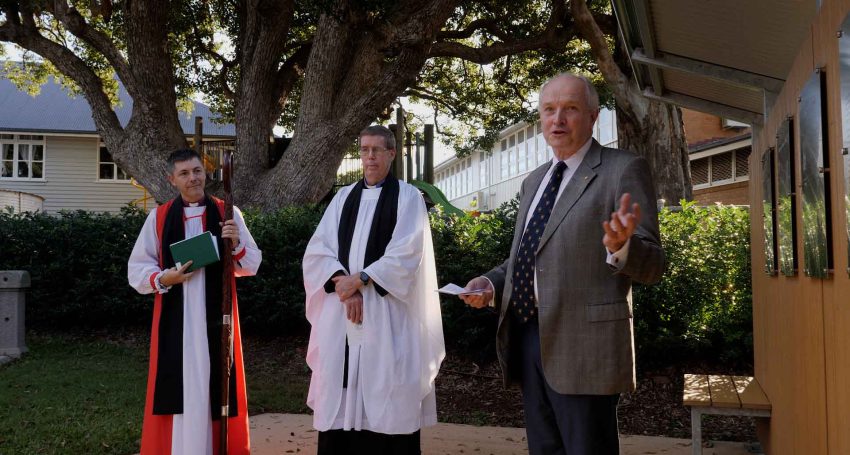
[434,108,618,211]
[435,107,754,211]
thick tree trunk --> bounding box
[571,0,691,204]
[234,2,457,210]
[615,95,692,204]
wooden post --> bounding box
[415,133,422,181]
[393,107,405,179]
[424,124,434,184]
[405,131,414,182]
[194,116,203,152]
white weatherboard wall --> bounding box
[0,135,146,213]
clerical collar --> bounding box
[365,178,386,189]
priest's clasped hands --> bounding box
[332,274,364,324]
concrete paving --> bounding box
[250,413,754,455]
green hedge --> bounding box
[633,201,752,368]
[0,200,752,367]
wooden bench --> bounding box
[683,374,771,455]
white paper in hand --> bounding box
[438,283,487,295]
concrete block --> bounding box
[0,270,30,357]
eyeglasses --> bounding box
[359,147,389,157]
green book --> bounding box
[169,231,220,272]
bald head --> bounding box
[539,73,600,113]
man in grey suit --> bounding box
[460,73,665,455]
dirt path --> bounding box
[249,413,754,455]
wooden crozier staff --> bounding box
[220,150,234,455]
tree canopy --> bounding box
[1,0,688,210]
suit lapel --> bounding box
[536,140,602,254]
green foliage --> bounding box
[235,205,325,336]
[0,199,753,367]
[428,199,518,360]
[633,201,753,368]
[0,206,149,328]
[411,2,614,156]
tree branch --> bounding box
[188,20,237,101]
[569,0,630,101]
[437,18,510,41]
[403,87,462,116]
[429,0,573,64]
[274,42,312,108]
[429,31,570,64]
[0,7,123,138]
[45,0,135,94]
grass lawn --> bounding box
[0,331,309,455]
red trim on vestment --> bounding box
[140,198,250,455]
[233,246,247,262]
[149,272,159,292]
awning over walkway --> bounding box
[613,0,818,125]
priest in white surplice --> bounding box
[128,148,261,455]
[303,125,445,454]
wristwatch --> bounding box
[359,271,370,286]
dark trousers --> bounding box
[317,428,421,455]
[517,320,620,455]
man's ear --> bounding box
[388,148,397,161]
[167,173,176,187]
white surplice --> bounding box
[303,181,445,435]
[128,203,261,455]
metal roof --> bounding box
[613,0,818,126]
[0,73,235,137]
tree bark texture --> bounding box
[570,0,692,204]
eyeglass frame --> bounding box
[358,147,392,157]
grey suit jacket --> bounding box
[485,139,665,395]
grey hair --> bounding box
[358,125,396,150]
[538,72,600,112]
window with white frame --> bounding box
[517,130,527,173]
[479,151,488,189]
[500,139,508,180]
[508,135,517,176]
[98,144,131,181]
[1,134,45,180]
[525,125,536,169]
[536,123,548,164]
[597,109,617,147]
[691,146,751,189]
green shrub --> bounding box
[0,206,150,328]
[429,199,518,362]
[0,199,752,367]
[633,201,752,368]
[236,205,324,336]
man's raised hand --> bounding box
[603,193,641,253]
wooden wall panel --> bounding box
[751,13,831,453]
[817,1,850,454]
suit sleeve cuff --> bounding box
[606,238,631,271]
[482,276,497,308]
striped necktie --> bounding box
[509,161,567,323]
